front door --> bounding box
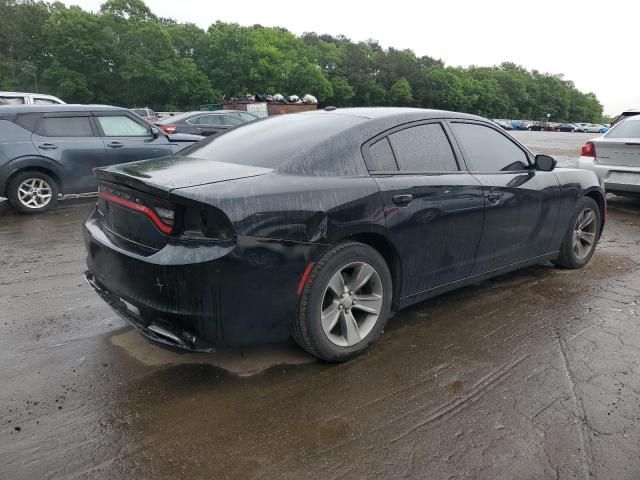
[448,121,561,274]
[94,113,173,165]
[31,113,107,192]
[364,121,485,299]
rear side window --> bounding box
[13,113,41,132]
[450,122,528,172]
[606,120,640,138]
[366,137,397,171]
[220,115,244,126]
[388,123,458,172]
[191,115,221,126]
[36,116,93,137]
[33,98,59,105]
[0,96,25,105]
[97,115,150,136]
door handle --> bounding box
[38,143,58,150]
[487,191,503,205]
[107,142,123,148]
[392,194,413,207]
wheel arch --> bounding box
[584,188,606,231]
[5,164,64,197]
[338,232,402,309]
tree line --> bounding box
[0,0,605,122]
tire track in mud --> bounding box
[389,354,529,443]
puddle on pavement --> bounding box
[110,327,316,377]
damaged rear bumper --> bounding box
[85,270,214,352]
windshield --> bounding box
[606,119,640,138]
[131,109,147,116]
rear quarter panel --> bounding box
[171,173,386,244]
[550,168,605,248]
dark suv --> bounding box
[0,105,202,213]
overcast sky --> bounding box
[60,0,638,116]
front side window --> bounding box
[388,123,458,172]
[36,116,93,137]
[97,115,150,136]
[450,122,528,172]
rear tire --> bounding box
[555,196,601,269]
[292,241,392,362]
[7,171,59,214]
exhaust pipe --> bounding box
[147,324,189,347]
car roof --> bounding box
[0,104,125,114]
[318,106,483,121]
[0,91,59,97]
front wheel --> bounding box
[7,171,59,214]
[292,242,392,362]
[555,197,601,269]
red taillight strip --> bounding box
[297,262,316,296]
[99,191,173,234]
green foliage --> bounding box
[0,0,605,120]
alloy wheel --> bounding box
[320,261,383,347]
[572,207,597,260]
[17,178,53,209]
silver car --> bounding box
[577,115,640,195]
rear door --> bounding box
[448,121,561,274]
[94,112,173,164]
[31,113,107,192]
[186,114,228,136]
[365,121,485,298]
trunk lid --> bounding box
[95,155,272,198]
[593,138,640,167]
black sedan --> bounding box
[557,123,579,132]
[155,110,258,137]
[84,108,605,361]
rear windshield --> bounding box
[606,119,640,138]
[182,113,364,169]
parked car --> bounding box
[511,120,530,130]
[611,109,640,127]
[578,114,640,196]
[574,123,591,133]
[558,123,579,132]
[84,107,605,362]
[0,105,202,213]
[130,107,157,123]
[492,119,512,130]
[584,124,609,134]
[155,110,258,136]
[1,91,65,106]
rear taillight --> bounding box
[159,125,176,134]
[98,184,175,234]
[581,142,595,157]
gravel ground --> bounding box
[2,132,640,480]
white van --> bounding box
[0,91,65,106]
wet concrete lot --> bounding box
[2,132,640,479]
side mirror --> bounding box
[150,126,160,139]
[535,154,557,172]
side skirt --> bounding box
[398,252,559,310]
